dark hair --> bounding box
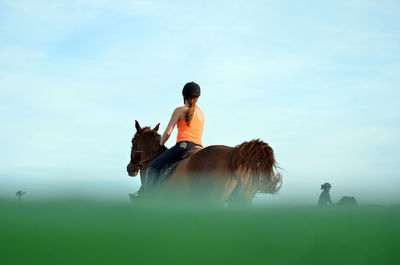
[321,183,332,190]
[184,96,198,126]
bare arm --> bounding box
[160,108,182,145]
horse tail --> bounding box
[230,139,282,194]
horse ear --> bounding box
[135,120,142,132]
[153,123,160,132]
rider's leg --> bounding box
[144,143,186,190]
[144,166,160,190]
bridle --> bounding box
[130,134,166,169]
[131,149,160,168]
[130,130,167,169]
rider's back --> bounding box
[177,106,204,146]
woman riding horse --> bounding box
[127,83,282,206]
[145,82,204,191]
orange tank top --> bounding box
[176,106,204,146]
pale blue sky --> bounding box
[1,0,399,204]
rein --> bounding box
[131,146,165,168]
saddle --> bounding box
[158,146,203,183]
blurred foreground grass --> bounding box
[1,198,399,265]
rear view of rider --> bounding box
[145,82,205,190]
[318,183,334,206]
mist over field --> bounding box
[0,173,398,206]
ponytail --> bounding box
[184,96,198,126]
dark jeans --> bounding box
[145,141,201,189]
[150,141,201,170]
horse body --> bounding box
[159,145,240,203]
[127,121,282,206]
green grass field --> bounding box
[1,199,399,265]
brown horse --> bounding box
[126,120,282,206]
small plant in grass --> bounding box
[16,191,26,200]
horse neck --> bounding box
[140,140,166,167]
[139,144,166,184]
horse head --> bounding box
[126,120,162,177]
